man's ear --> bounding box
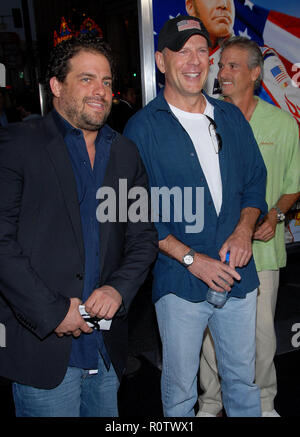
[155,51,166,74]
[251,66,261,86]
[49,77,62,98]
[185,0,195,16]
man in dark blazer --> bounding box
[0,35,158,417]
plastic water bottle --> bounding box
[206,252,230,308]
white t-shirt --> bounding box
[169,98,223,216]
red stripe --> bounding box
[276,72,286,81]
[261,82,280,108]
[268,10,300,38]
[209,44,220,56]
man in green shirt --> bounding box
[198,36,300,418]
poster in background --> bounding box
[286,211,300,243]
[152,0,300,128]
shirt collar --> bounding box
[51,108,116,143]
[152,88,226,114]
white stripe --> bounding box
[263,20,299,65]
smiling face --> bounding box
[155,34,210,110]
[186,0,235,47]
[218,46,260,100]
[50,49,113,133]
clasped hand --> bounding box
[188,227,253,292]
[54,285,122,338]
[253,212,277,242]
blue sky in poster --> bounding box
[253,0,300,18]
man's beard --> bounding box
[63,97,112,131]
[78,107,111,131]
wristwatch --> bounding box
[272,206,285,223]
[182,249,195,267]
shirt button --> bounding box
[190,152,195,157]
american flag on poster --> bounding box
[270,65,288,85]
[234,0,299,77]
[233,0,300,126]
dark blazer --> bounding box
[0,112,158,389]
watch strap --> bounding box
[272,206,285,222]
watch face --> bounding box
[184,255,193,265]
[274,207,285,222]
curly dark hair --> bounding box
[45,34,116,97]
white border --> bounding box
[138,0,156,106]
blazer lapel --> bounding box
[43,116,85,264]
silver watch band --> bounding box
[272,206,285,222]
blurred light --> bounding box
[19,72,24,79]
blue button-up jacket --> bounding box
[124,90,267,303]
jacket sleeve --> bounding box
[0,127,70,339]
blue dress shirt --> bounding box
[52,110,115,369]
[124,90,267,303]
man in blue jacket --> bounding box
[124,15,267,417]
